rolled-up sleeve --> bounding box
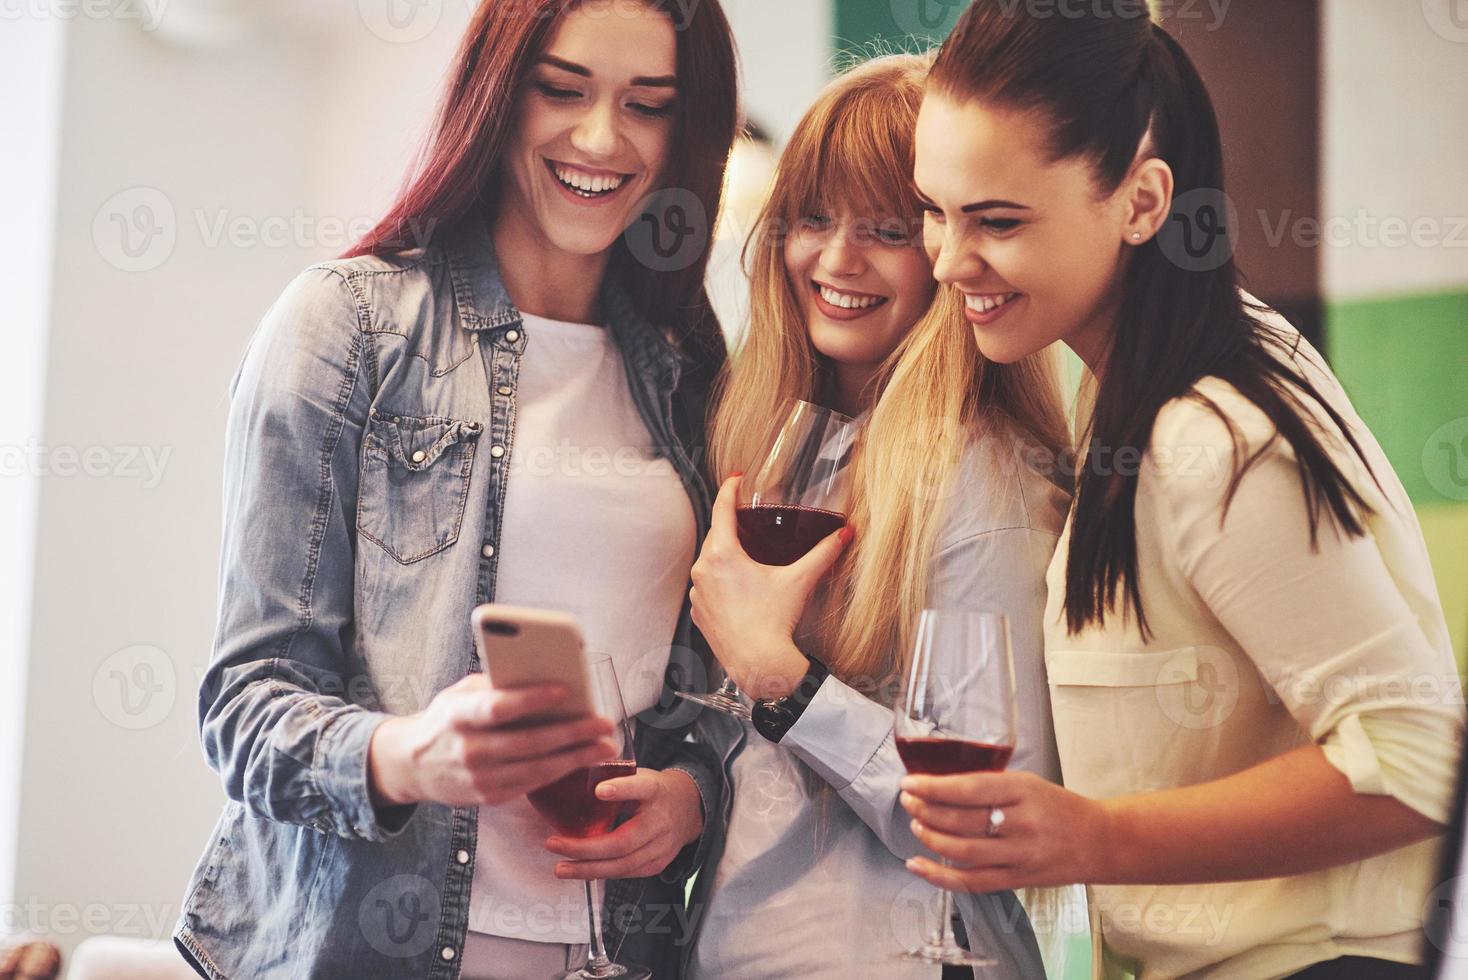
[1157,396,1464,824]
[199,266,411,842]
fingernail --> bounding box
[900,776,916,790]
[730,471,744,480]
[595,786,614,800]
[839,525,856,546]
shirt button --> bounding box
[490,445,505,458]
[411,450,426,464]
[498,386,512,396]
[505,330,519,343]
[441,947,456,962]
[482,544,495,559]
[456,849,470,865]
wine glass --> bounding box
[677,399,858,720]
[893,609,1018,967]
[527,657,647,980]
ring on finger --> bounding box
[986,807,1006,838]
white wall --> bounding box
[1322,0,1468,299]
[0,13,67,917]
[8,5,467,958]
[6,0,829,961]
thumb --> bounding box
[786,522,855,592]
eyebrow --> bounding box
[915,187,1032,213]
[536,54,678,89]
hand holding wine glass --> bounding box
[891,609,1018,967]
[681,400,857,718]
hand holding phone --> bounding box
[366,606,615,809]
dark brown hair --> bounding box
[931,0,1380,638]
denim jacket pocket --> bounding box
[357,409,482,564]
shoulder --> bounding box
[937,419,1072,553]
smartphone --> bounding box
[471,604,595,724]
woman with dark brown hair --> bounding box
[172,2,738,977]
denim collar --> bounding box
[445,213,682,384]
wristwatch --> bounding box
[751,655,830,744]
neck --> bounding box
[1067,284,1124,383]
[490,200,610,325]
[828,361,880,418]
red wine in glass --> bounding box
[528,760,637,838]
[735,504,847,566]
[894,736,1014,776]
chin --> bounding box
[970,327,1035,366]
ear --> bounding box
[1120,157,1174,246]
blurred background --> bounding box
[1,0,1464,974]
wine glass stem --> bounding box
[927,862,961,955]
[583,879,616,976]
[717,677,740,698]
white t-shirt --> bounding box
[468,312,697,944]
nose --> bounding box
[930,223,985,287]
[819,224,868,279]
[570,98,619,160]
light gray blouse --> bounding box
[688,429,1077,979]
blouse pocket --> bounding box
[1046,646,1236,794]
[357,410,482,564]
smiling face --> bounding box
[913,90,1133,367]
[500,2,677,258]
[783,208,937,372]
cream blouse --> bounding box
[1043,311,1463,979]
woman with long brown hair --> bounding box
[900,2,1463,977]
[172,2,737,978]
[682,53,1076,978]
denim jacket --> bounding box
[173,214,724,980]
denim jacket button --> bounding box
[441,947,457,962]
[490,445,505,458]
[481,545,495,559]
[505,330,519,343]
[456,849,470,865]
[412,450,427,464]
[497,386,512,396]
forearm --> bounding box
[1100,745,1442,885]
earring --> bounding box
[1131,232,1143,241]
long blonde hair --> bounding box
[709,53,1070,691]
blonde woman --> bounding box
[682,54,1073,979]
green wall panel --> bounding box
[1327,289,1468,506]
[833,0,965,58]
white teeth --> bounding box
[965,292,1020,314]
[552,164,626,196]
[818,285,884,310]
